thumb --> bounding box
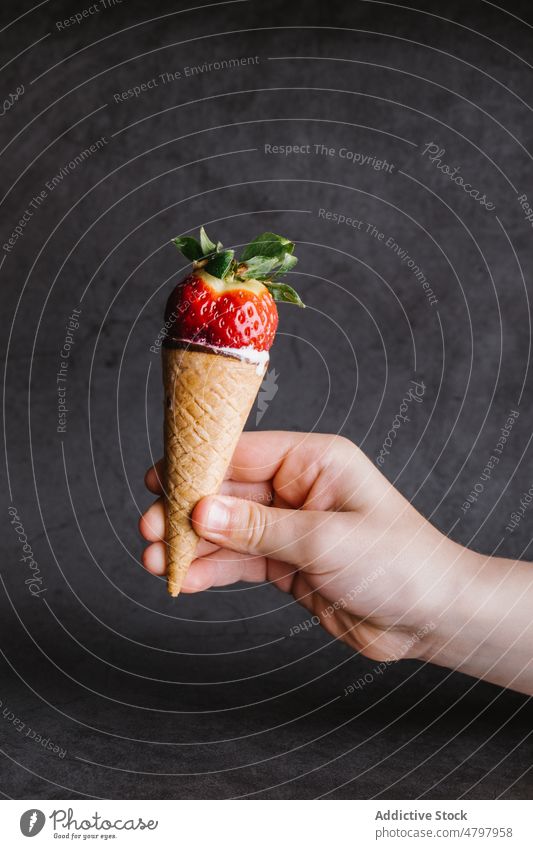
[191,495,330,568]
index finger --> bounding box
[145,430,355,489]
[227,430,328,481]
[144,455,279,498]
[144,431,306,494]
[229,431,377,511]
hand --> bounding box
[139,431,462,664]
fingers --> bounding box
[143,431,307,493]
[144,431,356,490]
[139,481,273,542]
[140,497,217,573]
[141,541,166,575]
[192,494,340,569]
[141,542,295,595]
[229,431,377,511]
[145,430,375,512]
[220,479,274,505]
[142,536,219,574]
[180,551,296,594]
[143,435,294,493]
[181,550,269,592]
[139,498,165,542]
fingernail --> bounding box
[205,497,231,532]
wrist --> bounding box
[418,543,533,692]
[417,541,485,667]
[396,533,476,663]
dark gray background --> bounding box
[1,0,532,799]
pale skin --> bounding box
[139,431,533,695]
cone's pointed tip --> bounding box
[167,582,182,598]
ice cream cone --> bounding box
[157,226,304,597]
[162,344,266,596]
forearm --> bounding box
[424,546,533,694]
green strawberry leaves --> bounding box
[264,281,305,307]
[240,232,295,261]
[172,227,219,264]
[238,254,281,280]
[238,233,300,295]
[171,236,204,262]
[204,249,234,279]
[277,251,298,275]
[171,227,304,306]
[199,226,217,255]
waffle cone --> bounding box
[162,345,266,596]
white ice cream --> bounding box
[170,337,269,376]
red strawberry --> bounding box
[165,272,279,352]
[166,228,304,352]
